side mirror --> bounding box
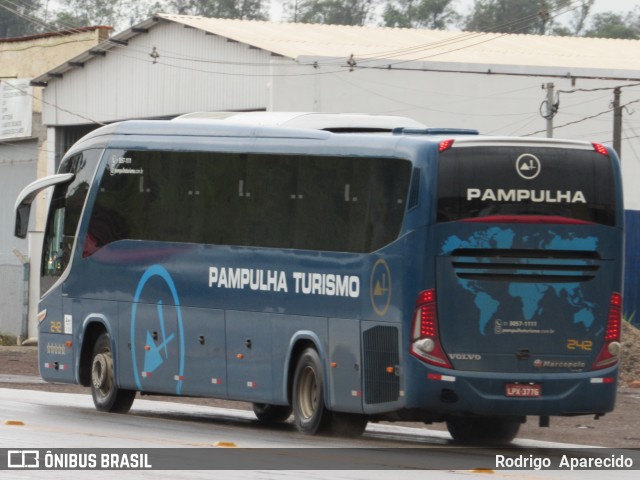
[13,173,75,240]
[15,203,31,239]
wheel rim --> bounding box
[297,365,318,421]
[92,351,113,399]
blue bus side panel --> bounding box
[38,289,72,383]
[226,310,272,403]
[39,332,74,383]
[624,209,639,325]
[180,307,226,397]
[328,317,362,413]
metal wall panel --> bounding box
[0,144,36,335]
[624,210,640,325]
[42,21,282,126]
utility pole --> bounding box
[543,83,555,138]
[546,83,554,138]
[613,87,622,159]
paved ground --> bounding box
[1,345,639,448]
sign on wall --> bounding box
[1,79,32,140]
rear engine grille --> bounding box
[451,249,599,283]
[363,326,400,405]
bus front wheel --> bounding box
[90,332,136,413]
[292,348,331,434]
[446,416,521,445]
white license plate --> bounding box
[505,383,541,397]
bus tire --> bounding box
[330,413,368,437]
[292,348,331,434]
[90,332,135,413]
[252,403,292,424]
[446,416,521,445]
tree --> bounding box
[167,0,268,20]
[54,0,121,28]
[567,0,594,35]
[287,0,374,26]
[584,8,640,39]
[382,0,459,29]
[50,0,143,30]
[464,0,574,35]
[0,0,42,38]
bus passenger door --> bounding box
[226,311,273,402]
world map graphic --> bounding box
[441,227,599,336]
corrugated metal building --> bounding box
[28,14,640,330]
[0,27,109,338]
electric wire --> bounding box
[525,97,640,136]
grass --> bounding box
[0,335,17,346]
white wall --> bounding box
[42,22,277,126]
[0,140,37,336]
[271,62,640,210]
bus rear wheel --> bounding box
[292,348,331,434]
[252,403,292,424]
[446,416,521,445]
[91,332,136,413]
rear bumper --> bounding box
[404,362,618,417]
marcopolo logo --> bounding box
[516,153,541,180]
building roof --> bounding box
[32,14,640,86]
[158,14,640,73]
[0,26,111,44]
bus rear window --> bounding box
[436,146,616,226]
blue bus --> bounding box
[15,117,623,444]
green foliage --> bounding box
[382,0,460,29]
[50,0,156,30]
[584,9,640,40]
[464,0,573,35]
[0,0,42,38]
[167,0,268,20]
[0,334,17,346]
[288,0,374,26]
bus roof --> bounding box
[70,118,606,159]
[173,111,426,132]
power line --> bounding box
[525,97,640,137]
[319,0,586,66]
[1,79,105,125]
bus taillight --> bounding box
[410,289,452,368]
[592,143,609,156]
[591,292,622,371]
[439,139,455,152]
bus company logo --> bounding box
[131,265,185,395]
[449,353,482,361]
[515,153,541,180]
[370,259,392,316]
[533,359,586,369]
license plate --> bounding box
[506,383,541,397]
